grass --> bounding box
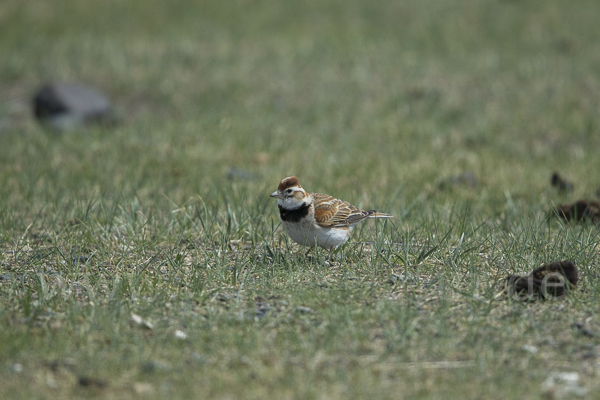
[2,0,600,398]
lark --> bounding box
[270,176,392,252]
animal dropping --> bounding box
[500,260,578,301]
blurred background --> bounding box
[1,0,600,220]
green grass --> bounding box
[2,0,600,398]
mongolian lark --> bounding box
[270,176,392,252]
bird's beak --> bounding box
[270,191,282,199]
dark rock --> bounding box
[254,296,272,319]
[255,306,272,319]
[33,83,115,131]
[437,171,477,190]
[551,172,574,193]
[501,260,578,301]
[72,255,89,264]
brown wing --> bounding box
[312,193,376,228]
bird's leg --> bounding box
[320,246,333,261]
[327,246,344,262]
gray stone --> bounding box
[33,83,115,131]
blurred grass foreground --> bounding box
[1,0,600,399]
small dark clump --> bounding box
[501,260,578,301]
[78,376,108,388]
[550,172,573,193]
[571,322,595,338]
[552,200,600,223]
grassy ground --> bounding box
[2,0,600,398]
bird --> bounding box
[269,176,393,252]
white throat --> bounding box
[278,196,310,210]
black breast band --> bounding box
[279,203,310,222]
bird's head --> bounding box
[270,176,311,209]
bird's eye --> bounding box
[286,189,293,194]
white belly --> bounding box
[282,220,352,249]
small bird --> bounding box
[270,176,393,252]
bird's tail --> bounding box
[366,211,393,219]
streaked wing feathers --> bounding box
[312,193,379,228]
